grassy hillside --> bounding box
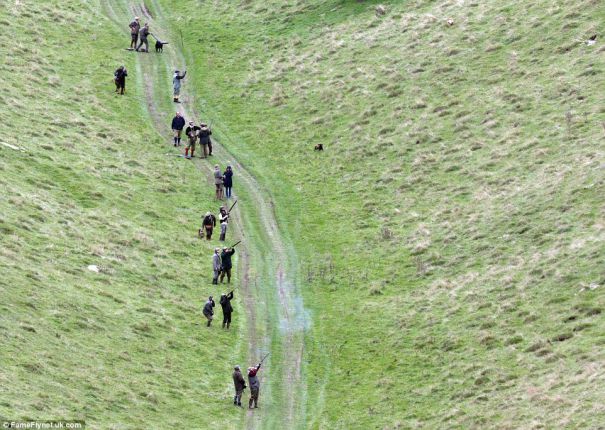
[160,0,605,428]
[0,1,245,429]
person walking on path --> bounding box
[185,121,200,159]
[198,123,212,158]
[220,291,234,329]
[220,247,235,284]
[202,296,215,327]
[136,22,150,52]
[171,112,185,146]
[212,248,222,285]
[232,365,246,407]
[114,66,128,95]
[219,206,229,241]
[173,70,187,103]
[247,363,262,409]
[201,211,216,240]
[214,165,224,200]
[223,165,233,199]
[128,17,140,49]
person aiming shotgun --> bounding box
[247,353,269,409]
[219,200,237,241]
[219,241,240,284]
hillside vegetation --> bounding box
[0,1,244,429]
[161,0,605,428]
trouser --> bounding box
[234,389,243,405]
[136,37,148,52]
[220,267,231,283]
[249,388,259,408]
[216,184,223,199]
[223,312,232,328]
[200,143,208,158]
[204,313,213,327]
[185,139,196,157]
[208,139,213,155]
[212,268,220,284]
[203,225,213,240]
[225,186,232,199]
[173,129,182,145]
[220,223,227,241]
[130,33,138,48]
[115,81,125,95]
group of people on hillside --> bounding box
[118,17,263,410]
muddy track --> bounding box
[102,1,307,428]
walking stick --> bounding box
[228,200,238,213]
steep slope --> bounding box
[159,0,605,428]
[0,1,245,428]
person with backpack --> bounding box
[114,66,128,95]
[173,70,186,103]
[220,291,234,329]
[198,123,212,158]
[212,248,222,285]
[223,165,233,199]
[184,121,200,159]
[201,211,216,240]
[202,296,215,327]
[171,112,186,146]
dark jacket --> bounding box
[233,369,246,391]
[139,26,149,39]
[129,21,140,35]
[186,125,200,138]
[203,299,215,317]
[114,68,128,84]
[171,115,186,130]
[223,169,233,187]
[220,292,234,314]
[198,127,212,145]
[220,249,235,270]
[203,214,216,227]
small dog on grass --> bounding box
[314,143,324,151]
[155,40,168,53]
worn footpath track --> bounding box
[102,1,308,428]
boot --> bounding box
[177,137,181,146]
[207,320,211,327]
[227,322,230,329]
[185,148,189,158]
[249,399,253,409]
[173,137,177,146]
[233,396,237,405]
[222,322,226,329]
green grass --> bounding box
[0,1,245,429]
[159,0,605,428]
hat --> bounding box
[135,16,140,20]
[215,248,220,252]
[174,70,179,73]
[189,121,194,124]
[223,247,228,251]
[234,365,240,370]
[200,123,207,126]
[208,296,213,300]
[221,293,226,297]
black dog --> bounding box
[314,143,324,151]
[155,40,168,52]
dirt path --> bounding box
[102,1,307,428]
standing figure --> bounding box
[171,112,185,146]
[128,17,140,49]
[214,165,224,200]
[202,296,215,327]
[219,247,235,284]
[220,291,234,329]
[173,70,187,103]
[198,123,212,158]
[232,365,246,407]
[136,23,150,52]
[212,248,222,285]
[114,66,128,95]
[185,121,200,159]
[247,363,262,409]
[201,212,216,240]
[223,165,233,199]
[219,206,229,241]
